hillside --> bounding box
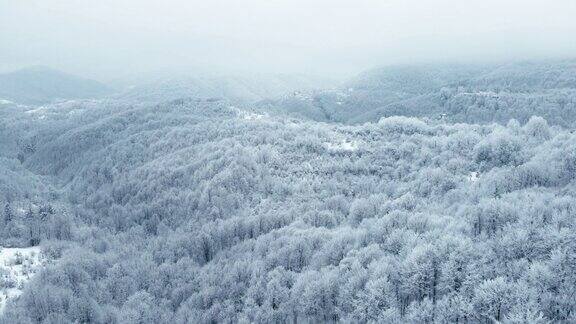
[115,74,335,104]
[0,88,575,322]
[0,66,112,105]
[256,60,576,127]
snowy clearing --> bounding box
[468,171,479,182]
[324,139,359,151]
[0,247,45,314]
[231,106,267,121]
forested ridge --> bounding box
[1,61,576,323]
[258,60,576,128]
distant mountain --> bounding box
[0,66,112,105]
[255,60,576,127]
[252,64,489,123]
[349,60,576,125]
[463,60,576,90]
[115,73,335,103]
[347,64,489,95]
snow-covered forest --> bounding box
[0,60,575,323]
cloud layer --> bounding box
[1,0,575,80]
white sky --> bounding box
[1,0,575,81]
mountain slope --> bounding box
[255,60,576,127]
[116,74,335,103]
[0,66,112,105]
[1,96,575,322]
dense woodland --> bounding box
[1,61,576,323]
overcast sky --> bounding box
[1,0,576,81]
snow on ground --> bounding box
[23,100,88,119]
[457,91,500,98]
[230,106,267,121]
[0,247,46,314]
[468,171,480,182]
[324,139,359,152]
[24,106,49,120]
[241,111,266,121]
[0,99,13,105]
[291,90,313,101]
[24,106,49,114]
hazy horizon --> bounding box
[1,0,576,83]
